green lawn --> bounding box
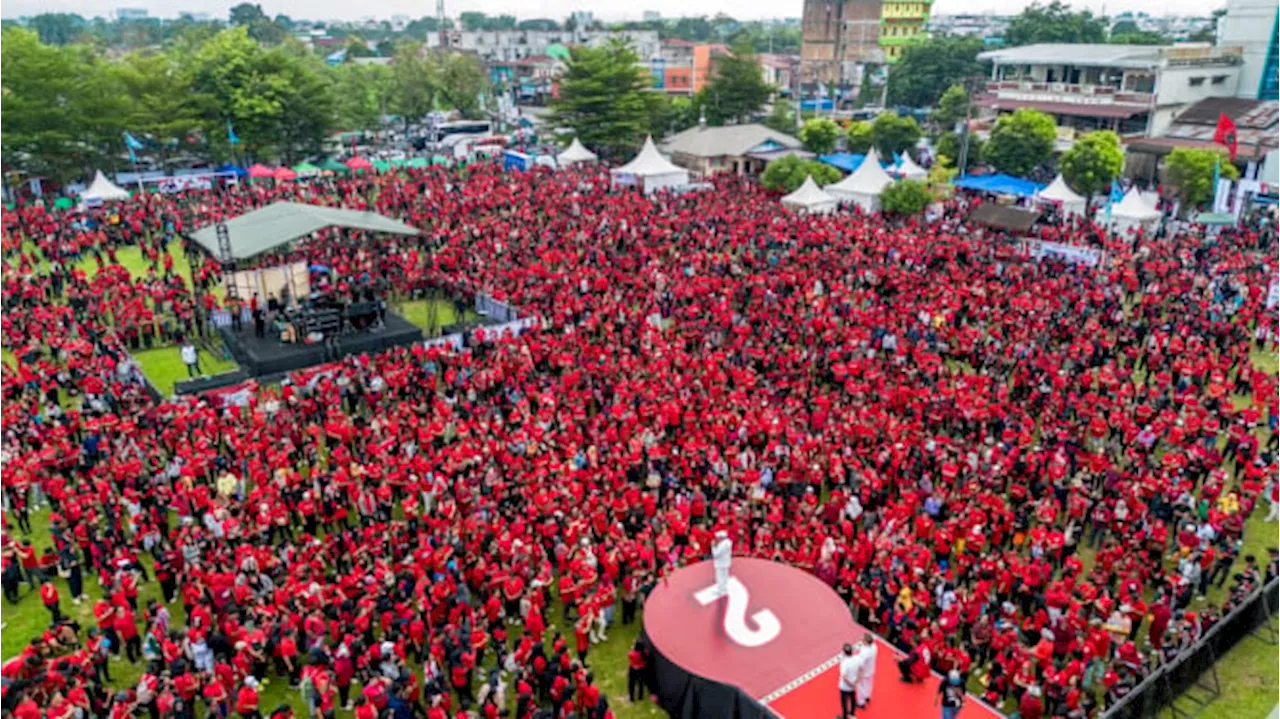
[399,298,477,336]
[133,345,239,397]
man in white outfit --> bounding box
[711,530,733,597]
[837,643,859,718]
[854,633,877,708]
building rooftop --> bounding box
[661,123,801,158]
[977,43,1167,69]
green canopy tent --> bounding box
[407,157,430,169]
[430,156,450,166]
[292,162,322,178]
[318,158,349,174]
[389,158,407,169]
[372,160,393,173]
[54,197,75,210]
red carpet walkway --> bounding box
[765,638,1003,719]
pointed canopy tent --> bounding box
[610,137,690,195]
[1038,174,1087,217]
[247,164,275,179]
[346,156,374,172]
[1108,188,1161,235]
[827,148,894,213]
[895,152,928,182]
[292,162,321,178]
[80,171,131,202]
[189,202,420,261]
[557,138,598,166]
[780,175,838,214]
[274,167,298,181]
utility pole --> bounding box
[956,75,983,177]
[437,0,447,48]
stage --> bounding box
[641,558,1002,719]
[218,311,423,378]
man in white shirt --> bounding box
[854,634,877,708]
[711,530,732,597]
[837,643,859,718]
[180,341,202,377]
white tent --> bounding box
[1039,174,1087,217]
[557,138,598,166]
[610,136,690,194]
[80,170,130,203]
[896,152,928,182]
[827,148,894,213]
[780,175,838,214]
[1108,188,1161,235]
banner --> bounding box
[1024,240,1104,267]
[423,333,465,352]
[157,175,214,194]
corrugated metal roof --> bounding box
[975,95,1149,119]
[661,124,801,158]
[1173,97,1279,129]
[977,43,1166,69]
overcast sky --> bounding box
[1,0,1222,23]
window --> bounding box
[1211,75,1228,85]
[1188,76,1205,86]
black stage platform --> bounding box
[219,312,423,378]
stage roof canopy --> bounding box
[190,202,419,261]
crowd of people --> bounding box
[1,161,1278,719]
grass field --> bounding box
[399,298,477,336]
[133,345,239,396]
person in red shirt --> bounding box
[627,643,648,702]
[40,580,61,622]
[235,677,261,719]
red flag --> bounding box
[1213,112,1238,162]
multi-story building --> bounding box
[801,0,933,91]
[426,30,660,67]
[759,54,799,93]
[654,40,733,95]
[976,43,1245,137]
[1217,0,1280,100]
[878,0,930,62]
[114,8,148,20]
[801,0,886,85]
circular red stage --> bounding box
[642,558,858,714]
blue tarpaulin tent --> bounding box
[217,163,248,177]
[818,153,865,173]
[952,174,1044,198]
[817,153,896,174]
[800,99,835,112]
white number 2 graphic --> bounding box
[694,577,782,648]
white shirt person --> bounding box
[711,530,733,597]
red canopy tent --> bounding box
[345,156,373,172]
[274,167,298,181]
[247,163,275,179]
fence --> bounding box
[1100,577,1278,719]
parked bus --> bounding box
[433,121,491,144]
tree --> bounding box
[1060,130,1124,212]
[185,27,334,162]
[518,19,560,31]
[389,42,437,125]
[1109,30,1169,45]
[431,51,489,118]
[701,41,771,124]
[800,118,841,155]
[113,51,205,161]
[935,132,982,171]
[763,99,797,134]
[1,28,123,180]
[550,40,662,159]
[229,3,267,26]
[881,180,933,215]
[1005,1,1106,46]
[331,61,392,130]
[871,113,922,159]
[29,13,87,45]
[983,109,1057,177]
[1166,148,1240,209]
[885,35,984,108]
[459,12,489,31]
[933,84,971,133]
[845,121,874,153]
[761,156,840,193]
